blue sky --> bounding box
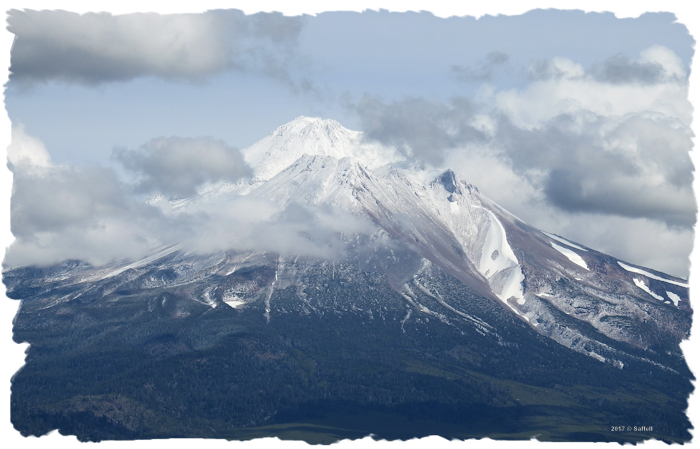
[1,1,698,279]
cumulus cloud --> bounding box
[501,47,691,129]
[13,165,129,235]
[494,112,695,227]
[495,76,691,130]
[349,94,487,165]
[113,137,252,197]
[7,9,307,86]
[488,46,695,227]
[589,53,665,85]
[451,51,510,83]
[638,45,687,80]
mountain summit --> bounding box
[242,116,403,181]
[5,117,693,443]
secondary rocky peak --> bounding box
[434,169,461,194]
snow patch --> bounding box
[666,291,681,307]
[550,242,588,270]
[401,284,450,324]
[222,290,247,308]
[589,352,606,363]
[618,261,687,287]
[504,268,526,305]
[224,299,246,308]
[543,232,588,251]
[633,278,664,301]
[412,278,494,333]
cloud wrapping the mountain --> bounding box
[7,9,306,86]
[5,129,375,267]
[174,199,376,259]
[113,137,252,197]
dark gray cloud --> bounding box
[495,112,696,227]
[7,9,307,86]
[113,137,252,197]
[349,94,487,165]
[589,53,665,85]
[452,51,509,83]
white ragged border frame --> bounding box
[1,2,697,449]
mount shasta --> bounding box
[4,117,694,443]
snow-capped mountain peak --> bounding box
[241,116,403,181]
